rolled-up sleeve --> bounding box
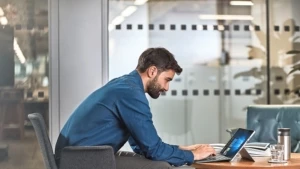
[115,92,194,166]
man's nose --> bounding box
[164,84,169,91]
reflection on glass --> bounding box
[269,0,300,104]
[0,1,48,169]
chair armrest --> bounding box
[226,128,239,137]
[59,146,116,169]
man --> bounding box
[55,47,216,168]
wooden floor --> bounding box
[0,129,45,169]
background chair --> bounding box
[227,105,300,153]
[28,113,116,169]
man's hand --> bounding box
[191,145,216,160]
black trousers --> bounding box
[115,151,173,169]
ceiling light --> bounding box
[14,38,26,64]
[0,16,8,25]
[111,16,124,25]
[0,7,4,16]
[230,1,253,6]
[134,0,148,5]
[121,6,137,17]
[199,14,253,20]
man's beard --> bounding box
[147,76,163,99]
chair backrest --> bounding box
[247,105,300,153]
[28,113,58,169]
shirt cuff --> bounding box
[183,150,194,165]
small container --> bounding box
[269,144,285,163]
[278,128,291,161]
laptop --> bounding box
[195,128,255,163]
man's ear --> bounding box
[147,66,158,78]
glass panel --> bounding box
[0,0,48,168]
[269,0,300,104]
[109,0,267,149]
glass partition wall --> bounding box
[0,0,299,169]
[0,0,48,168]
[269,0,300,104]
[109,0,300,148]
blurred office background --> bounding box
[1,0,300,168]
[109,0,300,150]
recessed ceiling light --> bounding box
[134,0,148,6]
[230,1,253,6]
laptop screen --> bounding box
[220,128,254,158]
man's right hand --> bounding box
[191,144,216,160]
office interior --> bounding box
[0,0,300,168]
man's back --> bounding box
[55,70,147,160]
[55,70,194,167]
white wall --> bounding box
[49,0,108,146]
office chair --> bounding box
[28,113,116,169]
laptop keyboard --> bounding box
[207,155,229,160]
[196,154,230,163]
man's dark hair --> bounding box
[136,47,183,75]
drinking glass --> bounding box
[270,144,284,162]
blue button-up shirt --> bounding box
[55,70,194,166]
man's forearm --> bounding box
[179,145,190,150]
[179,144,203,151]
